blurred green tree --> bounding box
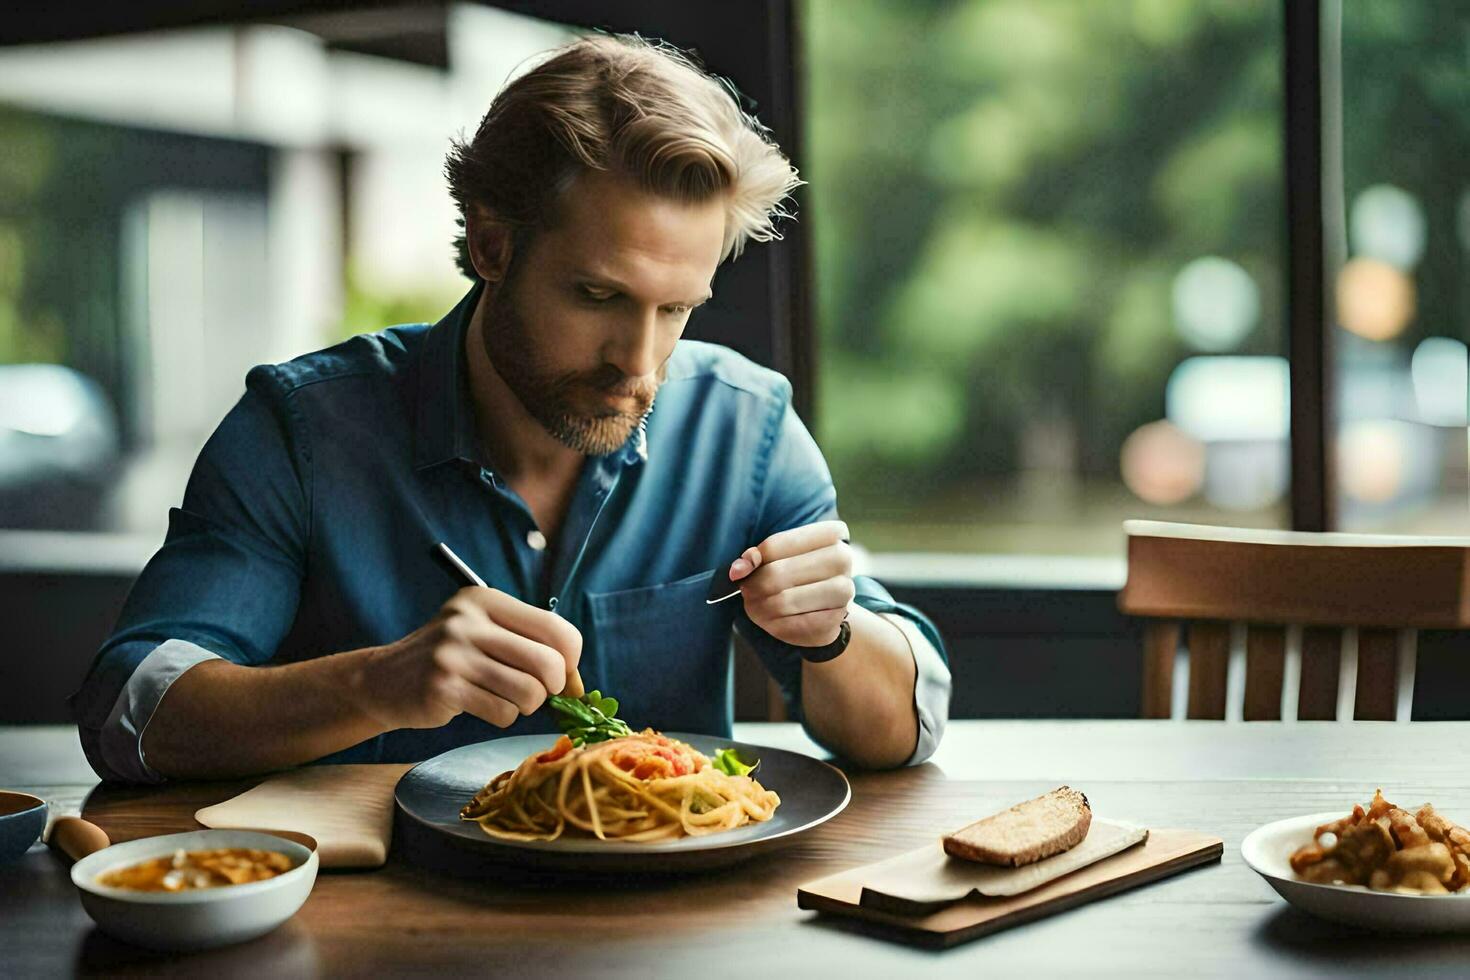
[806,0,1470,551]
[806,0,1284,520]
[805,0,1287,499]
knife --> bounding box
[706,552,748,604]
[706,535,849,605]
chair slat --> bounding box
[1337,628,1360,722]
[1355,628,1398,720]
[1296,626,1340,720]
[1243,625,1285,721]
[1186,622,1230,720]
[1141,621,1178,719]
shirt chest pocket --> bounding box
[584,569,735,736]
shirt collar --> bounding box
[412,282,482,471]
[412,281,651,472]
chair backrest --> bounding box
[1117,520,1470,721]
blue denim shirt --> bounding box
[69,284,950,783]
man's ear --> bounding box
[465,204,515,283]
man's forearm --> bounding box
[140,647,388,780]
[799,605,919,768]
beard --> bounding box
[479,280,663,456]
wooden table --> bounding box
[4,721,1470,977]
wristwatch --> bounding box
[785,611,852,663]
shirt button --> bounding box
[526,529,547,551]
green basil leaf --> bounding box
[553,696,596,725]
[547,691,632,746]
[712,748,756,777]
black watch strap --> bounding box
[794,616,852,663]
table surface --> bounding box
[5,720,1470,978]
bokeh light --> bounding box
[1202,440,1288,511]
[1338,419,1407,505]
[1170,256,1260,352]
[1411,337,1469,427]
[1335,257,1415,341]
[0,363,90,437]
[1166,355,1289,442]
[1349,184,1426,270]
[1120,419,1205,505]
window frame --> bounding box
[1283,0,1334,531]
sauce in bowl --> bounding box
[97,847,293,892]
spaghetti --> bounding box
[459,730,781,842]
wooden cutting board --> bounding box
[857,819,1150,915]
[797,827,1223,948]
[195,764,412,869]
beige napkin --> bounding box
[195,764,413,869]
[858,818,1149,916]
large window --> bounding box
[5,1,1464,557]
[806,0,1288,556]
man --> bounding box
[70,34,950,783]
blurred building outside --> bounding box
[0,6,571,539]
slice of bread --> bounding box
[943,787,1092,866]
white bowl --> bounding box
[1242,811,1470,933]
[71,829,319,951]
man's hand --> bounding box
[731,520,855,647]
[357,587,582,730]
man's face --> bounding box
[479,169,726,456]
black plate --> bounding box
[394,732,850,873]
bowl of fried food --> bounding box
[1242,789,1470,933]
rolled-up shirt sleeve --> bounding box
[733,387,951,766]
[93,639,224,784]
[68,367,310,783]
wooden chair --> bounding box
[1117,520,1470,721]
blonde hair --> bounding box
[445,34,801,278]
